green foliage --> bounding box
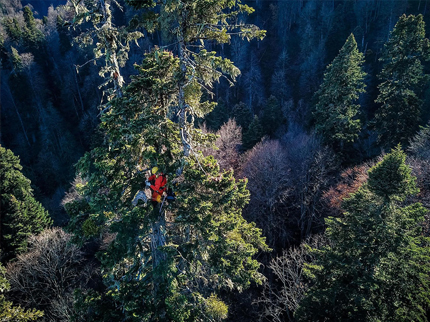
[313,33,366,149]
[368,145,418,201]
[242,115,263,150]
[205,98,229,131]
[128,0,266,45]
[0,146,52,262]
[261,95,285,137]
[0,263,43,321]
[374,14,430,148]
[231,102,253,131]
[73,289,124,322]
[66,49,268,321]
[296,147,430,321]
[10,47,22,72]
[21,6,44,49]
[2,18,22,44]
[65,1,268,319]
[205,294,228,320]
[82,218,100,237]
[69,0,144,99]
[23,7,36,31]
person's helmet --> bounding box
[151,167,158,174]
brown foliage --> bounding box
[322,164,370,216]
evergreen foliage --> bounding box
[231,102,253,131]
[313,34,366,150]
[66,1,268,320]
[374,14,430,148]
[67,48,268,321]
[205,98,229,131]
[367,145,418,201]
[69,0,144,99]
[242,115,264,150]
[0,146,52,262]
[0,263,43,322]
[261,95,285,137]
[22,6,44,48]
[296,147,430,321]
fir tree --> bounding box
[261,95,285,137]
[205,98,229,131]
[313,34,366,150]
[67,47,268,322]
[374,14,430,148]
[231,102,253,131]
[22,6,44,51]
[243,115,263,150]
[0,146,52,262]
[296,146,430,321]
[68,0,144,99]
[66,1,267,320]
[2,18,22,44]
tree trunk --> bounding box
[72,64,85,114]
[5,81,30,147]
[177,12,190,158]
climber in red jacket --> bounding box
[146,167,167,207]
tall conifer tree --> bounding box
[0,146,52,262]
[313,34,366,150]
[69,0,144,99]
[374,14,430,148]
[243,115,263,150]
[296,146,430,321]
[66,1,268,320]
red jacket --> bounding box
[148,173,167,201]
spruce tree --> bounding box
[374,14,430,148]
[261,95,284,137]
[22,6,44,48]
[313,34,366,150]
[295,146,430,321]
[68,0,144,99]
[66,2,268,320]
[231,102,253,131]
[0,146,52,262]
[205,98,229,131]
[243,115,263,150]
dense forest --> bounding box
[1,0,430,321]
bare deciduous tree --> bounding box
[6,228,95,322]
[407,156,430,235]
[202,118,243,173]
[257,235,327,322]
[282,124,337,239]
[241,139,291,247]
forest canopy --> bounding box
[1,0,430,321]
